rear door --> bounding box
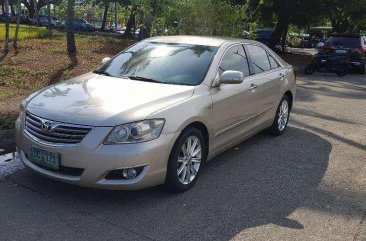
[245,44,284,127]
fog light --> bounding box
[122,168,137,179]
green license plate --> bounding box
[29,146,60,170]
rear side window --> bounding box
[327,37,361,46]
[268,53,280,69]
[247,45,271,74]
[219,45,250,77]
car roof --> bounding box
[146,35,259,47]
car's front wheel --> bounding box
[165,127,206,192]
[269,95,291,136]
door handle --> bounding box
[249,84,257,90]
[279,72,285,81]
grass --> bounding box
[0,24,51,41]
[0,32,136,130]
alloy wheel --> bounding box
[177,136,202,185]
[278,100,289,131]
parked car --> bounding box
[71,18,95,32]
[254,28,283,53]
[16,36,296,192]
[30,16,64,29]
[0,14,8,22]
[40,16,61,29]
[254,29,274,45]
[324,34,366,74]
[118,27,140,36]
[117,27,126,34]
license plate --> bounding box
[29,146,60,170]
[335,49,347,54]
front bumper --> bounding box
[15,114,180,190]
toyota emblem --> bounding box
[41,121,53,133]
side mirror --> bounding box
[101,57,111,65]
[218,70,244,85]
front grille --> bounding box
[25,111,92,145]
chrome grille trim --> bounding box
[24,111,92,146]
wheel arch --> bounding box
[284,90,294,111]
[181,121,210,159]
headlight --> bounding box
[104,119,165,144]
[20,100,26,111]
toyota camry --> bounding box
[15,36,296,192]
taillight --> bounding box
[359,48,366,55]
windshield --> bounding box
[327,37,361,46]
[95,42,219,86]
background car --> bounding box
[254,28,283,53]
[0,14,7,22]
[63,18,95,31]
[324,33,366,74]
[254,29,275,46]
[74,19,95,32]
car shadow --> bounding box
[10,127,332,241]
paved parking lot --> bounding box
[0,73,365,241]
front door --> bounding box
[209,44,258,151]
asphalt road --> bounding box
[0,73,365,241]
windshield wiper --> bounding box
[93,70,112,76]
[125,76,164,83]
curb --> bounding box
[0,129,16,155]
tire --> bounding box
[336,65,348,77]
[358,66,365,74]
[269,95,291,136]
[165,127,206,192]
[305,64,316,75]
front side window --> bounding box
[96,42,219,86]
[219,45,250,77]
[247,45,271,74]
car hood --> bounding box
[25,73,195,126]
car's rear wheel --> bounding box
[305,64,316,75]
[165,127,206,192]
[269,95,291,136]
[336,65,348,77]
[358,65,365,74]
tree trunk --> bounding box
[23,1,35,18]
[34,0,40,26]
[269,14,290,49]
[1,2,4,14]
[124,11,135,37]
[101,1,109,31]
[66,0,76,56]
[280,22,289,52]
[47,0,51,29]
[114,2,118,29]
[12,0,21,48]
[3,0,10,54]
[10,0,15,15]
